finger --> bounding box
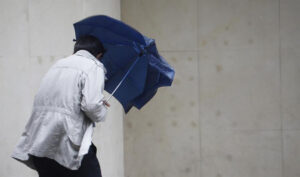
[104,101,110,107]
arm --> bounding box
[80,66,107,122]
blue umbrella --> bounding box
[73,15,175,113]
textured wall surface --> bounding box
[0,1,123,177]
[121,0,300,177]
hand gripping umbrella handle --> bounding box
[106,55,142,102]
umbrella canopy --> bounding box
[73,15,175,113]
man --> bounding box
[11,35,109,177]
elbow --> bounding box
[93,107,107,122]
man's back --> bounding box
[11,50,107,170]
[34,51,102,115]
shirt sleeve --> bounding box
[80,65,107,122]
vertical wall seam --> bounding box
[279,0,284,177]
[196,0,202,177]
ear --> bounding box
[96,53,103,59]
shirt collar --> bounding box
[74,50,107,74]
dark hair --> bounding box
[73,35,106,58]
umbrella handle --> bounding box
[105,54,142,102]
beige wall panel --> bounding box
[122,0,284,177]
[0,56,36,176]
[199,47,281,131]
[0,0,29,56]
[121,0,198,51]
[280,1,300,177]
[280,0,300,130]
[83,0,121,19]
[124,52,200,177]
[94,94,124,177]
[198,0,279,50]
[1,0,123,176]
[202,129,282,177]
[283,130,300,177]
[280,0,300,49]
[29,0,83,56]
[281,47,300,130]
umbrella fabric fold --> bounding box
[74,15,175,113]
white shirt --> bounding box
[11,50,107,170]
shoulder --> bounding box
[52,55,92,73]
[50,54,106,79]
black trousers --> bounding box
[31,143,102,177]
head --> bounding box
[73,35,106,60]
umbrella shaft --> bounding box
[106,55,141,102]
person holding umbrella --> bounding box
[11,35,109,177]
[12,14,175,177]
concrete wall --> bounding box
[121,0,300,177]
[0,0,123,177]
